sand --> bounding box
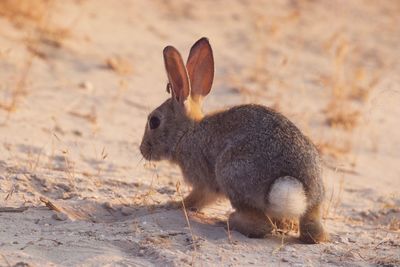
[0,0,399,266]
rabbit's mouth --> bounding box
[139,141,152,160]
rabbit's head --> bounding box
[140,37,214,161]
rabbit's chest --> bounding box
[179,157,219,190]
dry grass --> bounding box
[316,36,382,167]
[26,145,44,173]
[0,0,71,47]
[251,8,299,86]
[0,0,71,40]
[266,216,299,237]
[0,55,33,115]
[322,38,378,131]
[388,218,400,231]
[272,235,286,255]
[106,56,133,76]
[69,107,98,125]
[225,216,233,244]
[317,139,352,160]
[0,0,72,118]
[322,175,345,219]
[133,161,159,206]
[324,102,360,131]
[61,149,77,189]
[176,181,198,265]
[0,0,51,25]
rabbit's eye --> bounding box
[149,116,160,130]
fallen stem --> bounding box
[39,196,62,212]
[0,206,28,213]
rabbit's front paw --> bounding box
[163,200,183,210]
[164,200,199,212]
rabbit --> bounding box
[140,37,328,244]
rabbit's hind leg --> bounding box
[228,209,272,238]
[299,204,329,244]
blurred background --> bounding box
[0,0,399,266]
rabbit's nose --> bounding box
[139,141,146,155]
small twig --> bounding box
[62,150,76,189]
[39,196,62,212]
[20,238,63,251]
[0,206,28,213]
[176,181,198,265]
[30,145,44,173]
[374,238,392,250]
[139,161,158,206]
[226,215,233,244]
[4,184,15,201]
[135,156,144,169]
[0,254,11,267]
[340,247,368,262]
[324,161,359,175]
[354,250,368,261]
[267,215,279,233]
[272,235,286,255]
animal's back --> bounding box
[200,104,324,206]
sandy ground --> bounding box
[0,0,399,266]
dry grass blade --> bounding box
[69,108,97,124]
[323,174,344,219]
[323,161,358,175]
[0,254,11,267]
[4,184,16,201]
[225,216,233,244]
[266,215,279,234]
[106,56,133,75]
[39,196,62,212]
[272,235,286,255]
[61,150,77,189]
[176,181,198,265]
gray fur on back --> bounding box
[169,103,324,212]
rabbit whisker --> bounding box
[135,156,144,169]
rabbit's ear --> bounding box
[163,46,190,105]
[186,37,214,101]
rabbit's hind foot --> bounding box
[299,204,329,244]
[228,209,272,238]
